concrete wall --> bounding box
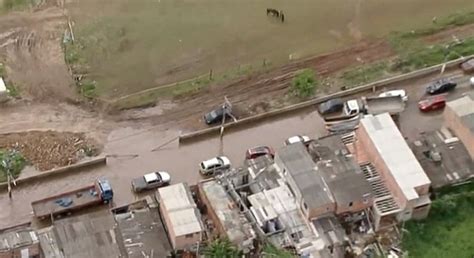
[197,183,226,238]
[174,232,201,251]
[336,196,374,215]
[444,105,474,160]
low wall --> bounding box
[0,156,107,191]
[178,56,471,142]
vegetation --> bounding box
[291,69,318,98]
[262,243,296,258]
[394,11,474,40]
[203,238,241,258]
[403,185,474,258]
[340,62,388,87]
[0,150,26,183]
[1,0,33,11]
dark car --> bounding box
[418,95,446,112]
[318,98,344,115]
[204,106,231,125]
[426,79,457,95]
[245,146,275,160]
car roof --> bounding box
[202,158,218,167]
[144,172,159,183]
[248,146,269,153]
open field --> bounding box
[65,0,474,100]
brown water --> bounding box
[67,0,474,97]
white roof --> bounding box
[157,183,203,236]
[0,77,6,92]
[360,113,431,201]
[447,94,474,117]
[144,172,158,183]
[346,99,359,110]
[202,157,219,168]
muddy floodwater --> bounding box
[68,0,474,97]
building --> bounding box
[443,92,474,160]
[309,135,373,215]
[356,113,431,224]
[274,143,335,219]
[198,180,256,252]
[156,183,204,251]
[0,226,41,258]
[37,199,172,258]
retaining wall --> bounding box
[0,156,107,191]
[179,56,471,142]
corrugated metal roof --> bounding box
[361,113,431,201]
[157,183,203,236]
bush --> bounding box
[0,150,26,182]
[291,69,317,98]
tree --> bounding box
[262,243,296,258]
[0,149,26,198]
[291,69,318,98]
[204,238,241,258]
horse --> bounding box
[266,8,280,17]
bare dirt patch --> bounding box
[0,4,76,102]
[0,130,99,171]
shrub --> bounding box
[291,69,317,98]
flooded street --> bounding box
[0,107,326,228]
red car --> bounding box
[418,95,446,112]
[245,146,275,160]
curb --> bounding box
[0,156,107,191]
[178,55,471,142]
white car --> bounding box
[379,89,408,102]
[470,76,474,87]
[285,135,311,146]
[131,171,171,193]
[199,156,231,176]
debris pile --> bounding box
[0,130,99,171]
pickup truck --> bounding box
[131,171,171,193]
[322,96,405,122]
[31,178,113,220]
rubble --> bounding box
[0,130,99,171]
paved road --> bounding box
[0,68,472,228]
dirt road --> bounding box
[0,5,76,102]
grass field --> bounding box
[403,185,474,258]
[65,0,474,100]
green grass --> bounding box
[1,0,35,12]
[394,11,474,40]
[403,187,474,258]
[340,62,389,87]
[290,69,318,98]
[262,243,296,258]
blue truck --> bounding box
[31,178,113,219]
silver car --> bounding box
[131,171,171,193]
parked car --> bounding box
[285,135,311,146]
[378,89,408,102]
[131,171,171,192]
[426,79,457,95]
[245,146,275,160]
[318,98,344,115]
[460,58,474,73]
[199,156,231,176]
[203,106,231,125]
[418,95,446,112]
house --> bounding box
[156,183,204,251]
[274,143,335,219]
[355,113,431,224]
[309,135,374,215]
[198,180,256,253]
[443,92,474,160]
[0,226,41,258]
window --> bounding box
[185,233,194,238]
[349,202,353,207]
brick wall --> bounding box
[444,105,474,160]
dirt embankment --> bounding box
[0,4,76,103]
[0,131,99,171]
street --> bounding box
[0,68,472,228]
